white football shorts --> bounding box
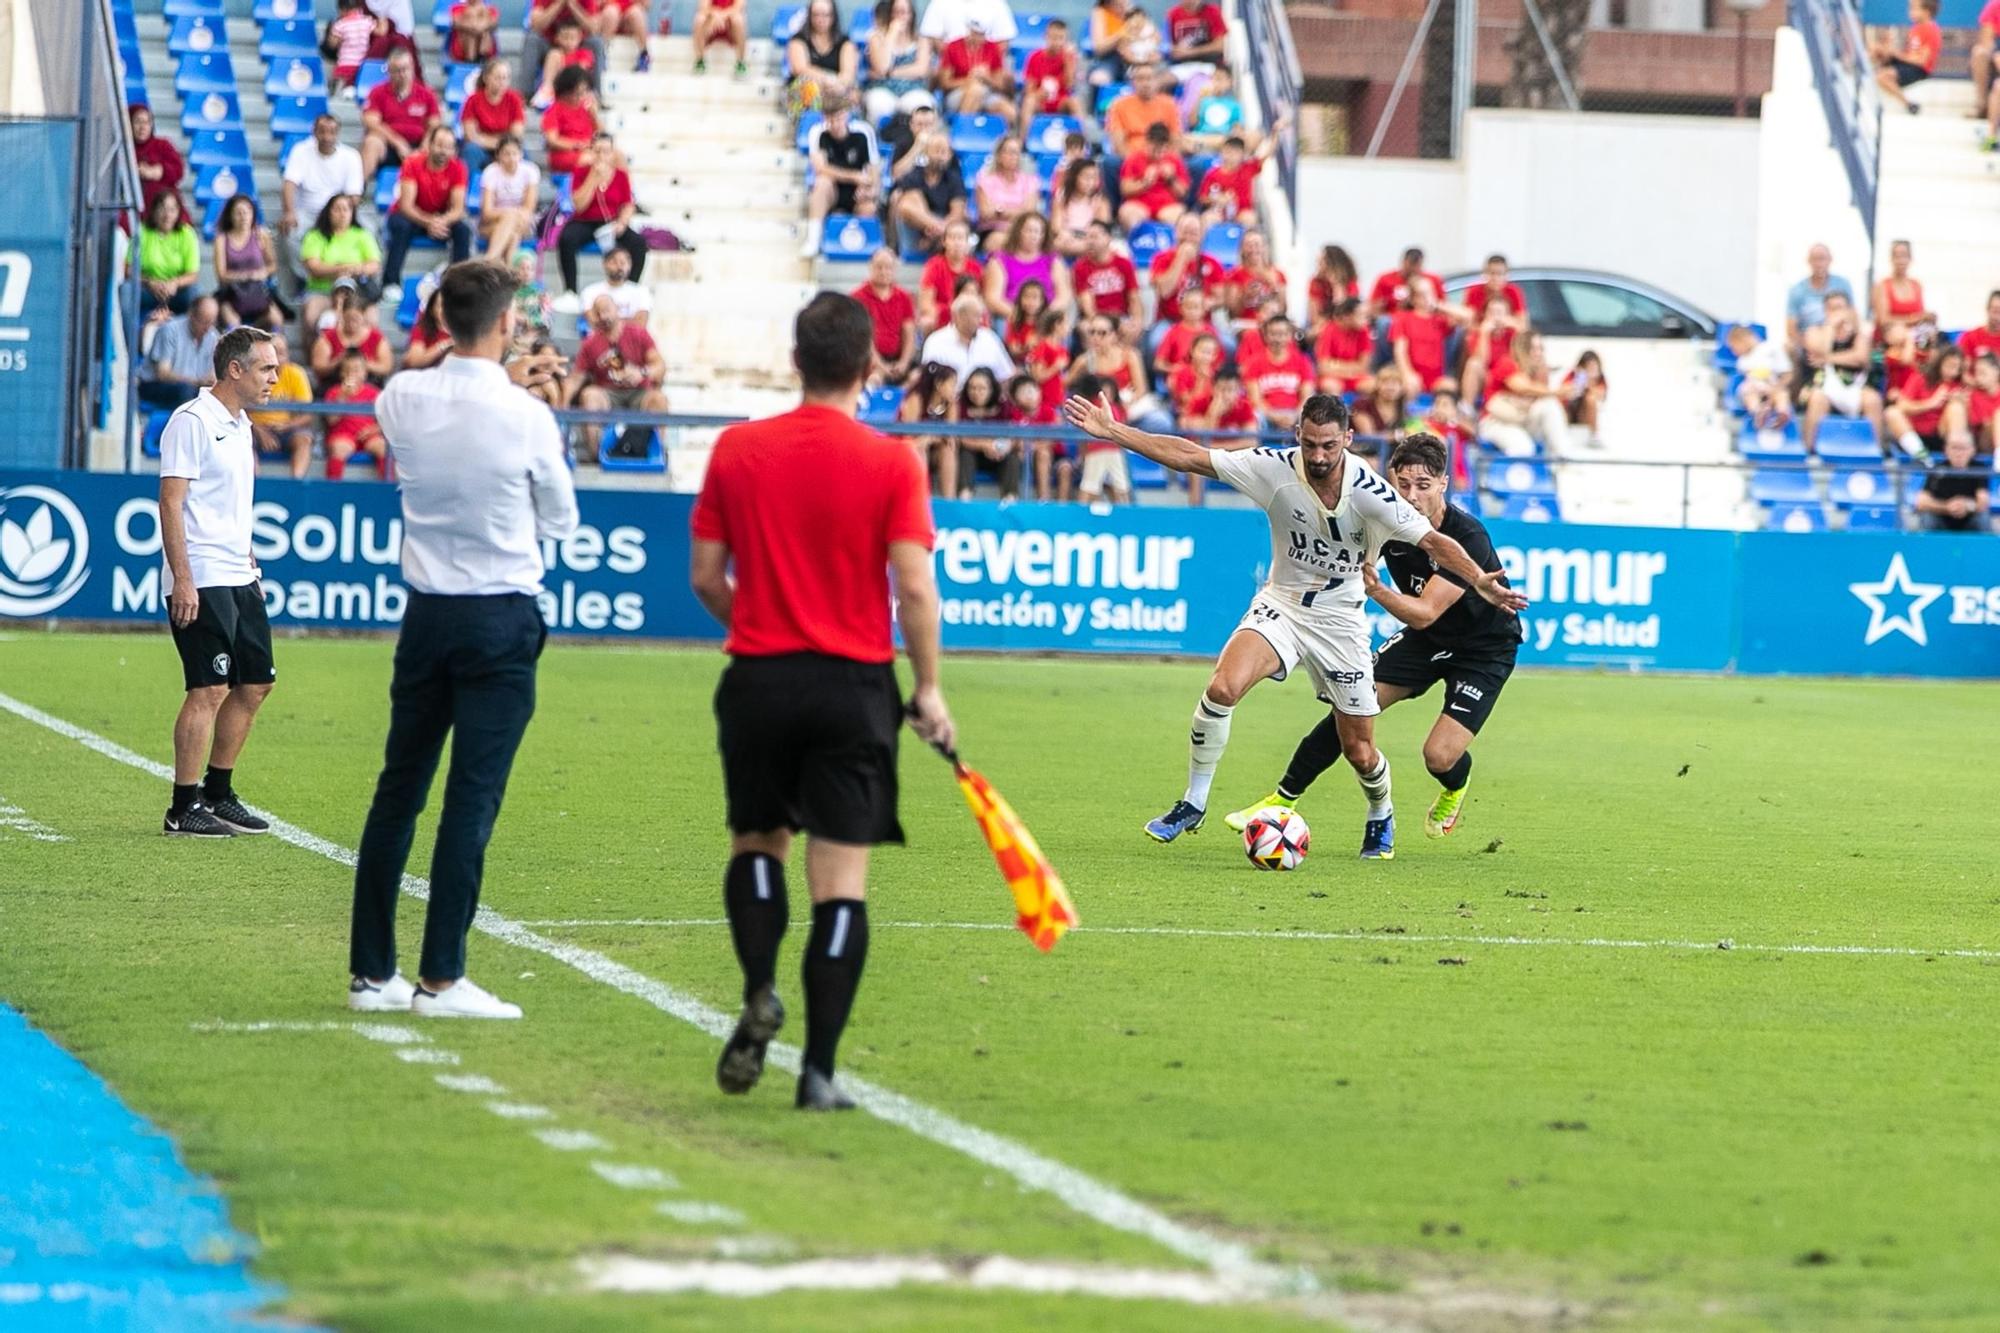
[1233,592,1379,717]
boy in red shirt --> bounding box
[540,66,598,179]
[534,17,598,108]
[1155,290,1216,379]
[1313,297,1374,395]
[1116,123,1190,229]
[1966,353,2000,451]
[1195,134,1272,226]
[1020,18,1086,127]
[448,1,499,64]
[1872,0,1941,113]
[938,23,1013,117]
[323,350,386,481]
[1239,313,1314,428]
[1008,374,1071,501]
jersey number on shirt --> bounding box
[1301,574,1343,608]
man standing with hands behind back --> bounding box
[159,326,283,838]
[347,260,578,1019]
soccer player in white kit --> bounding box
[1062,391,1529,857]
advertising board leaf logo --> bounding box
[0,486,92,617]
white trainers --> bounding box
[550,291,583,316]
[348,973,417,1012]
[411,977,523,1020]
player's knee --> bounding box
[183,685,229,713]
[1203,675,1245,709]
[1340,734,1378,768]
[1422,734,1463,773]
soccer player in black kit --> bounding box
[1225,433,1522,840]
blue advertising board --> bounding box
[0,122,79,470]
[1,467,1996,678]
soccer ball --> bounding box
[1242,808,1310,871]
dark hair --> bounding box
[1402,246,1425,265]
[1222,134,1246,151]
[913,361,959,411]
[314,111,339,132]
[1929,343,1965,380]
[553,14,584,32]
[414,289,445,341]
[1388,432,1449,477]
[1011,279,1048,322]
[1006,373,1040,403]
[1144,122,1171,146]
[218,193,258,235]
[1059,156,1099,199]
[312,193,352,240]
[438,258,518,344]
[143,190,184,232]
[794,291,874,392]
[1035,307,1065,337]
[1214,363,1242,384]
[1046,16,1068,30]
[1333,296,1361,317]
[1261,311,1293,334]
[213,325,273,381]
[1068,371,1105,400]
[1318,244,1356,288]
[494,132,522,156]
[960,367,1002,413]
[1086,217,1114,236]
[1298,394,1352,430]
[1485,253,1508,268]
[553,65,593,99]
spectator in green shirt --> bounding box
[299,194,384,330]
[138,191,201,321]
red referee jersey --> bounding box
[690,404,935,663]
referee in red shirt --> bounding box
[690,292,954,1111]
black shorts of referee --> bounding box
[715,653,907,844]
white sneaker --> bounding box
[796,223,822,260]
[411,977,523,1020]
[550,291,584,316]
[348,973,417,1012]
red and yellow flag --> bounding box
[951,760,1078,952]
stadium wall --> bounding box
[2,470,1996,677]
[1294,108,1761,319]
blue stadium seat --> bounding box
[374,166,400,212]
[1011,12,1055,55]
[1738,422,1805,462]
[1128,452,1170,490]
[1713,320,1765,372]
[1748,467,1816,505]
[1025,114,1083,157]
[396,279,426,329]
[1491,494,1557,522]
[1185,152,1218,185]
[259,18,320,60]
[1201,223,1243,268]
[1126,220,1173,272]
[1763,502,1826,532]
[142,409,172,458]
[193,162,255,205]
[1814,416,1880,460]
[355,59,390,100]
[174,51,238,96]
[165,0,227,15]
[795,111,823,155]
[599,428,667,472]
[1828,466,1893,508]
[200,193,258,241]
[265,56,328,98]
[820,213,883,261]
[1031,150,1064,184]
[1095,82,1131,115]
[847,6,876,37]
[255,0,318,18]
[1844,504,1904,531]
[771,5,803,41]
[443,62,483,110]
[1484,457,1557,497]
[186,129,252,169]
[269,94,328,139]
[125,74,151,107]
[432,0,456,31]
[949,113,1008,155]
[860,385,904,423]
[180,89,244,136]
[167,15,226,57]
[956,150,989,183]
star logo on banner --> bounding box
[1848,553,1945,647]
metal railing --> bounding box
[1237,0,1304,221]
[1790,0,1882,243]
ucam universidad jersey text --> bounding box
[1208,446,1432,620]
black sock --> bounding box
[203,765,233,801]
[723,853,788,1003]
[802,899,869,1080]
[1277,715,1346,800]
[171,783,200,814]
[1428,751,1473,792]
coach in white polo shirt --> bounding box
[348,259,578,1020]
[158,326,283,839]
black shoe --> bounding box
[715,985,785,1095]
[795,1066,857,1112]
[206,791,269,835]
[163,801,235,838]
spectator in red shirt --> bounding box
[937,20,1013,117]
[917,217,984,335]
[323,349,386,480]
[448,0,499,64]
[310,283,394,390]
[1558,350,1607,442]
[1885,343,1967,459]
[555,131,647,301]
[1458,253,1528,406]
[1021,18,1086,126]
[1366,246,1444,321]
[1164,0,1226,73]
[1073,220,1141,334]
[360,48,443,184]
[1221,228,1285,336]
[534,17,599,109]
[521,0,608,98]
[383,126,472,290]
[1390,279,1457,393]
[692,0,750,76]
[540,66,598,180]
[1148,212,1225,353]
[1194,133,1271,227]
[1314,297,1374,396]
[1240,313,1314,428]
[1187,363,1257,505]
[1306,243,1360,336]
[1009,373,1072,501]
[1871,0,1941,114]
[604,0,651,65]
[1154,289,1215,379]
[1117,123,1190,229]
[1976,0,2000,114]
[129,104,185,213]
[568,292,669,458]
[1966,351,2000,452]
[457,58,526,179]
[1479,332,1571,457]
[1168,328,1220,423]
[1015,306,1070,403]
[851,247,918,385]
[1957,291,2000,364]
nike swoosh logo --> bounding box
[1448,705,1470,713]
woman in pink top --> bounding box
[981,211,1072,322]
[973,136,1040,250]
[1050,157,1110,258]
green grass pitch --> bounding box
[1,630,1997,1331]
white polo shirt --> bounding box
[158,389,257,596]
[376,355,580,597]
[283,140,365,233]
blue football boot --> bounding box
[1144,799,1206,843]
[1360,812,1396,860]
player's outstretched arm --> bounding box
[1417,529,1530,612]
[1360,561,1454,630]
[1061,392,1219,478]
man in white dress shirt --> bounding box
[918,293,1015,384]
[347,260,579,1020]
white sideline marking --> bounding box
[714,1237,795,1260]
[395,1048,460,1065]
[353,1024,426,1045]
[592,1163,678,1191]
[514,917,2000,963]
[192,1021,349,1034]
[487,1102,556,1121]
[0,690,1308,1301]
[656,1201,746,1227]
[436,1073,507,1095]
[534,1128,611,1152]
[583,1255,1265,1305]
[0,799,69,842]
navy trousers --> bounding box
[350,591,545,982]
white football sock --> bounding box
[1183,692,1233,809]
[1897,430,1927,459]
[1356,754,1393,820]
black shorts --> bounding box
[1890,58,1929,87]
[171,584,277,691]
[831,181,860,215]
[715,653,905,844]
[1373,630,1514,735]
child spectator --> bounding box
[901,361,961,495]
[937,19,1013,117]
[327,0,378,97]
[1727,324,1795,430]
[1306,243,1360,336]
[1117,123,1190,228]
[1002,279,1050,361]
[540,65,598,180]
[1021,19,1086,127]
[1421,387,1473,485]
[323,349,386,480]
[1457,253,1526,403]
[1008,374,1071,502]
[955,367,1018,498]
[1314,297,1374,395]
[1188,362,1258,506]
[1915,432,1989,531]
[918,218,984,334]
[1885,343,1966,461]
[534,17,597,109]
[1185,64,1243,152]
[1222,229,1286,337]
[1070,371,1132,505]
[1154,289,1215,381]
[1164,0,1227,81]
[402,278,454,370]
[1195,133,1270,227]
[1871,0,1940,114]
[1051,158,1111,258]
[1967,353,2000,453]
[1240,312,1314,429]
[448,0,499,65]
[311,284,394,389]
[250,338,316,478]
[1559,350,1607,443]
[692,0,750,76]
[1167,329,1221,425]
